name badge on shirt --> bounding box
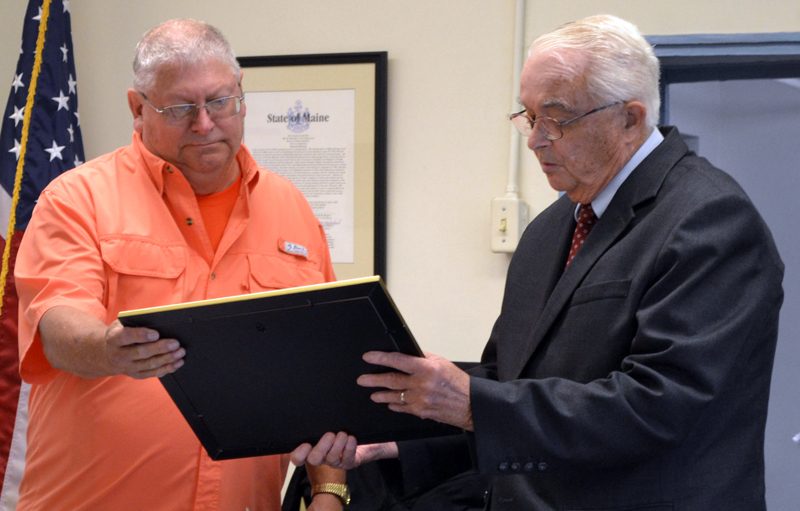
[279,239,309,260]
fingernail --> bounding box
[167,340,180,351]
[147,330,159,341]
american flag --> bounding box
[0,1,84,507]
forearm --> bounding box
[306,463,346,486]
[306,464,346,511]
[38,305,184,380]
[468,368,715,475]
[307,493,342,511]
[39,306,115,378]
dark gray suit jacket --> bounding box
[399,127,784,511]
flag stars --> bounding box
[74,111,80,126]
[6,0,84,231]
[44,140,65,162]
[9,106,25,127]
[52,90,70,111]
[12,73,25,93]
[9,139,22,161]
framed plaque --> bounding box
[119,277,459,459]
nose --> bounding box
[527,124,551,152]
[190,106,215,134]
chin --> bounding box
[194,153,230,169]
[546,176,568,194]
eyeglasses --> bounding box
[509,101,623,140]
[139,91,244,126]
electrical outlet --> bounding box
[491,197,528,253]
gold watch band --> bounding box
[311,483,351,506]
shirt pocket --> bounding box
[99,237,187,313]
[246,253,326,292]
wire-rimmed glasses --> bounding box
[509,101,623,140]
[139,91,244,126]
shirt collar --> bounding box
[575,127,665,220]
[132,132,259,194]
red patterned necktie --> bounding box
[565,203,597,269]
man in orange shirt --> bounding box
[15,19,346,511]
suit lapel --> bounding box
[507,127,689,379]
[498,197,574,381]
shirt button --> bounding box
[186,218,193,226]
[167,166,174,173]
[210,273,216,280]
[498,462,509,473]
[538,462,548,472]
[510,462,521,472]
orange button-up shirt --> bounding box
[15,133,335,511]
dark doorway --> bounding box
[649,33,800,509]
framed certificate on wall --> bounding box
[238,52,388,281]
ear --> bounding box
[622,101,647,131]
[127,88,145,133]
[238,70,246,119]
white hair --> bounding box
[530,15,661,128]
[132,19,240,93]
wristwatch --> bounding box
[311,483,351,506]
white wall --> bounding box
[2,0,799,362]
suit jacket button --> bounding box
[538,462,548,471]
[511,462,521,472]
[498,462,509,472]
[524,462,534,473]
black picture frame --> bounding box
[119,277,459,459]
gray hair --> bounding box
[530,15,660,128]
[132,19,240,93]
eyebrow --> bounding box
[541,98,572,110]
[516,97,574,117]
[166,82,242,105]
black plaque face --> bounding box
[119,277,459,459]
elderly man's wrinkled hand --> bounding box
[357,351,474,431]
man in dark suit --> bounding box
[292,14,784,511]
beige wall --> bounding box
[1,0,798,364]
